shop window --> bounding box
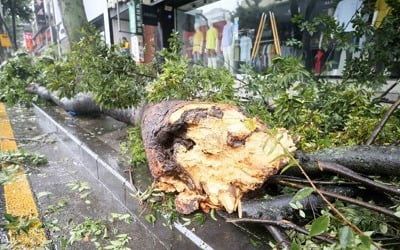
[175,0,369,76]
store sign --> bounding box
[34,0,46,27]
[23,33,34,51]
[0,34,12,48]
[131,35,144,62]
[128,0,143,35]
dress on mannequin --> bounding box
[222,19,235,72]
[240,35,252,63]
[206,23,218,69]
[333,0,362,32]
[373,0,391,28]
[333,0,363,73]
[192,26,204,64]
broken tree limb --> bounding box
[241,186,357,220]
[277,180,400,220]
[317,161,400,196]
[292,146,400,176]
[141,101,296,214]
[265,225,291,249]
[366,97,400,145]
[226,218,336,244]
[373,81,399,102]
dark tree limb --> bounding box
[317,162,400,196]
[227,218,336,244]
[373,81,399,102]
[241,186,357,220]
[293,146,400,176]
[277,180,400,220]
[265,225,291,249]
[366,97,400,145]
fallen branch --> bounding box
[293,146,400,176]
[373,81,399,102]
[265,225,291,249]
[241,186,357,220]
[317,162,400,196]
[366,97,400,145]
[227,218,336,244]
[277,180,400,220]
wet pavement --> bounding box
[4,103,271,249]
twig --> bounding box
[227,218,336,244]
[265,225,291,249]
[277,180,400,221]
[273,175,358,186]
[268,132,368,242]
[366,97,400,145]
[318,161,400,196]
[373,81,399,102]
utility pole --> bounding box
[11,0,18,49]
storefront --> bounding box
[174,0,373,75]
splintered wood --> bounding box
[142,101,296,215]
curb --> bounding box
[32,104,213,250]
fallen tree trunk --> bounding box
[26,84,100,115]
[141,101,296,214]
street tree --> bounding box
[57,0,88,46]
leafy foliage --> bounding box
[120,126,147,167]
[147,33,238,104]
[0,150,48,166]
[0,52,39,106]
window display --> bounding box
[175,0,365,75]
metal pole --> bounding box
[10,0,17,50]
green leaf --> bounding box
[339,226,354,248]
[145,214,156,225]
[379,223,388,234]
[37,191,53,199]
[394,211,400,218]
[291,241,300,250]
[359,234,373,247]
[309,214,330,237]
[291,187,314,203]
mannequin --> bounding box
[240,33,252,63]
[333,0,362,32]
[333,0,362,73]
[206,20,218,69]
[372,0,391,28]
[192,24,204,64]
[221,13,235,72]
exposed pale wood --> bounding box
[141,101,296,214]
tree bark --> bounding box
[58,0,88,47]
[293,146,400,176]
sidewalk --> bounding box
[3,103,268,249]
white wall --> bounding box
[83,0,111,45]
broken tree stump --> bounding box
[141,101,296,215]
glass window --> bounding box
[176,0,366,76]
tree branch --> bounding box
[366,97,400,145]
[318,162,400,196]
[227,218,336,244]
[277,180,400,221]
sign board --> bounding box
[34,0,47,27]
[131,35,144,62]
[128,0,143,35]
[0,34,12,48]
[24,33,34,51]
